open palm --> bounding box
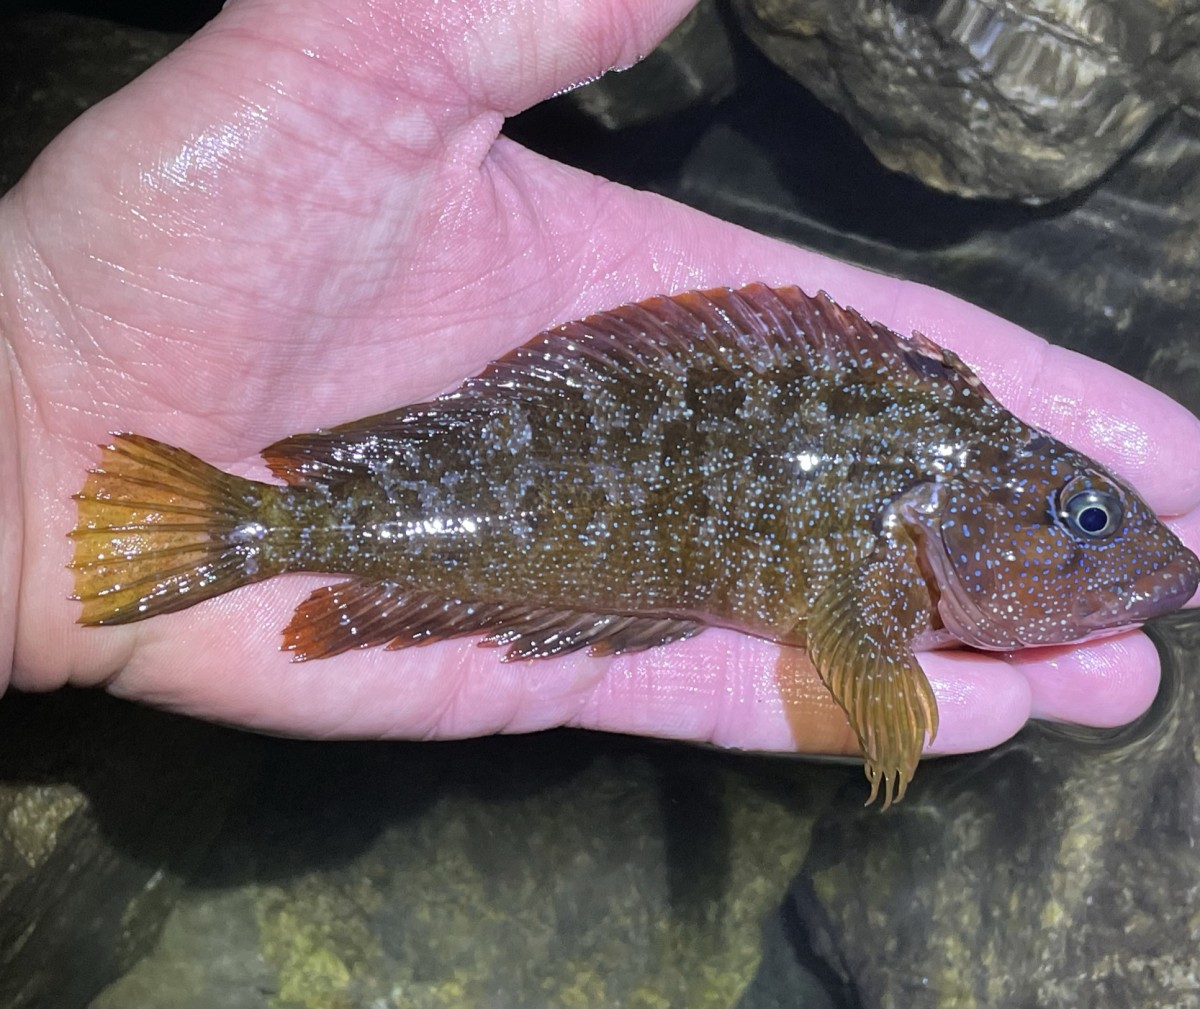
[1,0,1197,764]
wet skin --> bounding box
[1,0,1198,779]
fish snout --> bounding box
[1077,548,1200,629]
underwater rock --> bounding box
[731,0,1200,203]
[92,736,826,1009]
[0,692,253,1009]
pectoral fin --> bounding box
[806,528,938,807]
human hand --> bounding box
[1,0,1196,764]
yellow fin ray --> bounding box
[69,434,270,624]
[807,528,938,808]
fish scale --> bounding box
[68,283,1200,806]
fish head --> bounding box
[896,435,1200,650]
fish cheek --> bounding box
[939,513,1007,602]
[940,510,1087,645]
[896,481,1047,649]
[1008,524,1077,583]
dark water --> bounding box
[2,10,1199,1009]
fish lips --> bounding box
[1073,548,1200,629]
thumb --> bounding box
[216,0,697,117]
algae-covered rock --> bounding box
[95,736,833,1009]
[0,691,255,1009]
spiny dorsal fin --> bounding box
[281,578,705,661]
[263,284,1001,487]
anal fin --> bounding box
[281,579,705,661]
[482,610,705,660]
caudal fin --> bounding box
[70,434,272,624]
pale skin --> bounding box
[1,0,1197,761]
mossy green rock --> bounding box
[94,737,832,1009]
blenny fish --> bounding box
[70,284,1200,805]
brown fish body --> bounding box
[257,291,1029,631]
[70,285,1200,805]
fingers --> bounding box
[911,652,1032,756]
[428,0,697,117]
[574,638,1035,757]
[0,348,17,695]
[573,633,853,752]
[1011,634,1163,728]
[581,640,1157,756]
[207,0,694,117]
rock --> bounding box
[731,0,1199,203]
[92,735,832,1009]
[0,692,256,1009]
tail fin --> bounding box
[69,434,272,624]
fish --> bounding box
[69,283,1200,806]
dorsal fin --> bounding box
[263,284,1002,486]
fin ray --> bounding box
[263,284,1004,487]
[70,435,273,624]
[282,580,705,662]
[806,528,938,808]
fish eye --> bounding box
[1060,488,1122,539]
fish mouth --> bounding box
[1076,549,1200,630]
[917,526,1199,650]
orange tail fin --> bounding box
[69,434,272,624]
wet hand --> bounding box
[0,0,1196,766]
